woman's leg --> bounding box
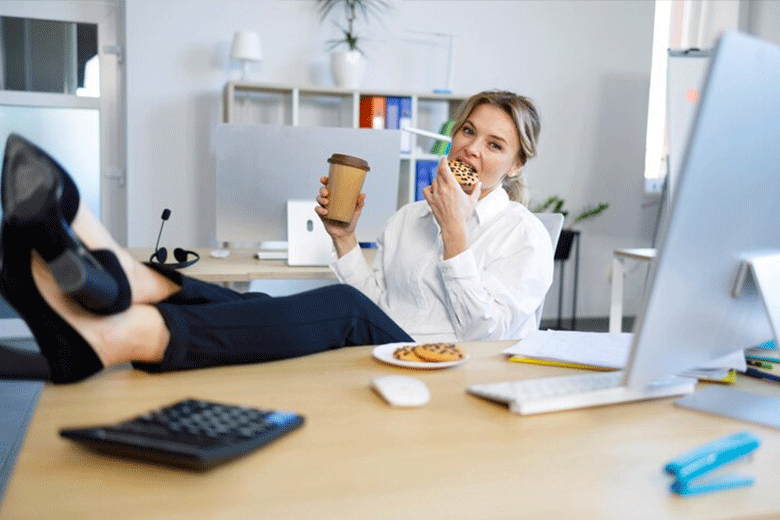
[18,177,411,376]
[34,246,411,376]
[70,202,257,307]
[136,284,413,372]
[69,203,181,305]
[31,251,169,367]
[33,208,413,376]
[4,134,368,381]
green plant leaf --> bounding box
[316,0,391,53]
[573,203,609,224]
[316,0,392,24]
[532,195,607,227]
[323,22,363,53]
[533,195,559,213]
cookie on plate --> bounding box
[412,343,466,362]
[448,160,478,187]
[393,346,426,362]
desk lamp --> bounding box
[230,31,263,80]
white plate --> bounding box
[372,342,469,369]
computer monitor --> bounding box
[625,31,780,388]
[214,124,402,248]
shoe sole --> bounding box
[2,135,120,310]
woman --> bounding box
[316,90,554,342]
[0,134,413,384]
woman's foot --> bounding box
[0,214,102,382]
[69,203,182,305]
[30,251,169,370]
[0,218,170,383]
[1,134,132,314]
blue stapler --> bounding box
[664,431,760,496]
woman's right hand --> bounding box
[315,176,365,256]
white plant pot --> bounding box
[331,50,366,89]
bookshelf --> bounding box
[222,81,467,206]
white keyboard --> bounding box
[467,371,696,415]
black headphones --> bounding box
[149,209,200,269]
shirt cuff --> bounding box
[439,249,479,280]
[331,244,372,282]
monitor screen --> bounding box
[215,124,402,247]
[626,31,780,387]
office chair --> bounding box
[533,213,565,327]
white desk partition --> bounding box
[215,124,401,248]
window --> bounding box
[644,0,741,193]
[0,1,125,243]
[0,17,98,96]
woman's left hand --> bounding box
[422,157,482,259]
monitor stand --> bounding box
[732,252,780,348]
[675,252,780,428]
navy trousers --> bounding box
[133,272,412,373]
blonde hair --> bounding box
[451,90,541,205]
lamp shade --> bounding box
[230,31,262,62]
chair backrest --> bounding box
[532,213,565,327]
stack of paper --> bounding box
[504,330,745,383]
[504,330,631,370]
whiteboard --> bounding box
[655,49,711,238]
[666,49,710,201]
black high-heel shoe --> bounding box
[2,134,130,315]
[0,223,103,383]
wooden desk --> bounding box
[4,342,780,519]
[129,248,369,283]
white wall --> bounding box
[124,0,657,319]
[742,0,780,45]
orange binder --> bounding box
[359,96,386,128]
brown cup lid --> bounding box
[327,153,370,172]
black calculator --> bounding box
[59,399,305,470]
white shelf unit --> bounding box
[222,81,467,206]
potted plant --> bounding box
[533,196,609,260]
[316,0,391,88]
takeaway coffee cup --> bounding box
[325,153,370,222]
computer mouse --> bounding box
[370,375,430,407]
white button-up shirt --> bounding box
[332,187,554,342]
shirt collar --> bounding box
[474,187,510,224]
[418,186,511,224]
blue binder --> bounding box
[385,97,402,130]
[415,160,438,201]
